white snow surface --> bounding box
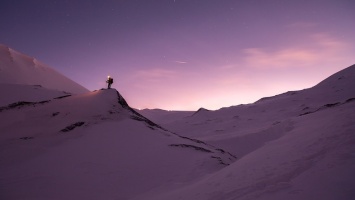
[0,59,354,200]
[0,83,71,107]
[0,89,235,200]
[138,64,355,200]
[0,44,88,94]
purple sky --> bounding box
[1,0,354,110]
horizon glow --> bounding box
[1,0,354,110]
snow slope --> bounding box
[0,84,71,107]
[0,89,236,200]
[1,55,354,200]
[0,44,88,94]
[137,64,355,200]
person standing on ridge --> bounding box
[106,76,113,89]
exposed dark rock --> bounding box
[19,137,34,140]
[54,95,72,99]
[299,111,313,116]
[299,102,341,116]
[113,89,236,164]
[323,103,340,108]
[272,121,281,125]
[0,100,50,112]
[178,136,207,145]
[169,144,212,153]
[60,122,85,132]
[8,101,33,108]
[211,156,229,166]
[302,106,310,110]
[130,115,159,130]
[345,98,355,103]
[52,112,60,117]
[216,148,225,153]
[116,91,167,131]
[192,107,210,116]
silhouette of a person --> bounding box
[106,76,113,89]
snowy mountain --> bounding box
[138,64,355,200]
[0,44,88,94]
[1,44,354,200]
[0,88,236,200]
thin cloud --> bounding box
[243,33,349,69]
[311,33,348,50]
[174,61,187,64]
[286,22,317,29]
[133,68,177,82]
[244,48,318,68]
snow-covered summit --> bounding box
[0,88,236,200]
[0,44,88,94]
[314,64,355,88]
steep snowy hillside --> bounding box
[0,84,71,107]
[0,89,236,200]
[0,44,88,94]
[137,64,355,200]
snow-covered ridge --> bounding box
[0,44,88,94]
[0,88,237,200]
[138,64,355,200]
[1,43,354,200]
[0,83,72,107]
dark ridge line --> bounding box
[0,100,50,112]
[191,107,210,116]
[169,144,213,153]
[19,137,34,140]
[116,91,168,131]
[60,122,85,132]
[256,91,298,103]
[299,98,355,116]
[114,90,238,161]
[54,94,72,99]
[178,135,207,145]
[211,156,229,166]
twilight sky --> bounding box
[1,0,354,110]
